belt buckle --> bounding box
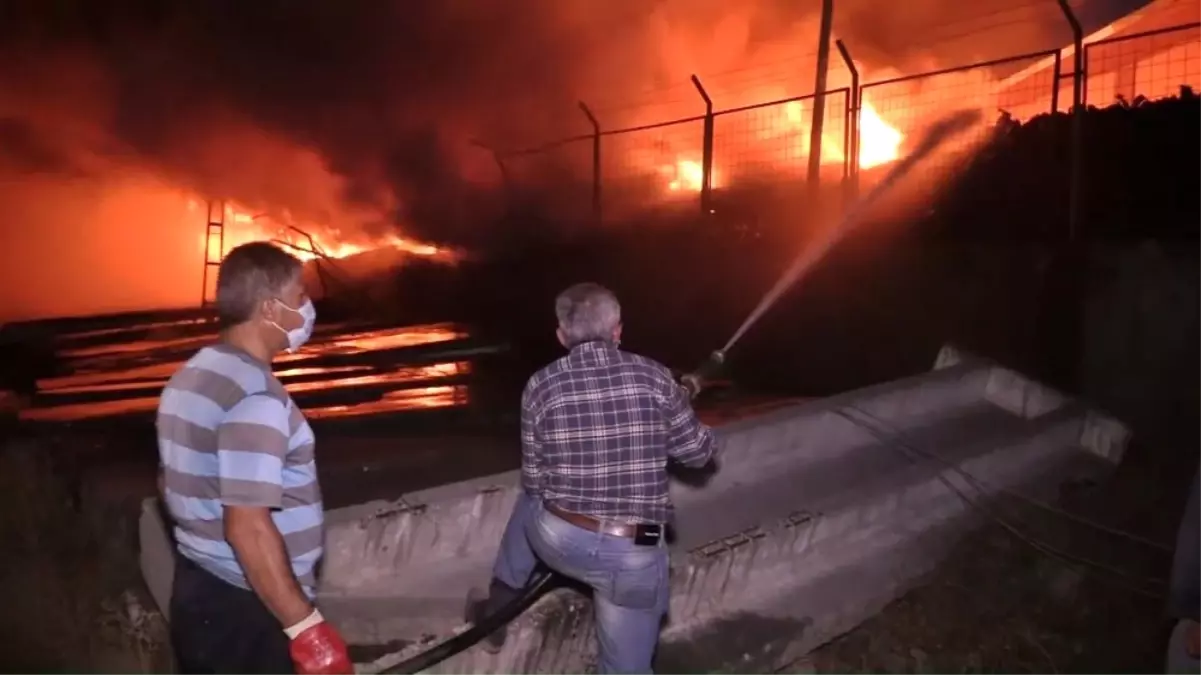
[633,523,663,547]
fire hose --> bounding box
[369,109,984,674]
[157,492,558,675]
[681,108,983,392]
[375,568,561,674]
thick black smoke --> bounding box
[0,0,615,244]
[0,0,1147,325]
[0,0,1142,242]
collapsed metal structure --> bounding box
[139,345,1129,672]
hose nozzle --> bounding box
[681,350,726,399]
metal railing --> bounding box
[486,20,1200,231]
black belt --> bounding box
[544,502,664,546]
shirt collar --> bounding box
[570,339,618,351]
[569,339,619,364]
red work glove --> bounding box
[287,611,354,674]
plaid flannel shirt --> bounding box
[520,339,717,524]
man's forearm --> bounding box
[226,506,312,628]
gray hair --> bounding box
[555,282,621,346]
[215,242,302,327]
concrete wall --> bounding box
[139,345,1131,672]
[352,359,1127,672]
[319,359,997,602]
[327,347,1127,671]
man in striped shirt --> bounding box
[157,242,351,674]
[467,282,717,673]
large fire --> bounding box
[201,98,908,253]
[190,201,457,265]
[646,98,904,196]
[856,102,905,169]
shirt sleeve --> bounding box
[520,380,544,497]
[661,372,717,468]
[216,394,291,509]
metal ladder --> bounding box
[201,200,226,307]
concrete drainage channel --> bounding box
[139,344,1130,673]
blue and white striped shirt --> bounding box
[156,344,323,596]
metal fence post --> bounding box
[835,39,860,202]
[1055,0,1084,242]
[806,0,835,198]
[579,102,602,223]
[1050,50,1063,113]
[691,75,715,215]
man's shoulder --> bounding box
[523,349,672,392]
[161,346,288,413]
[523,358,566,395]
[615,349,673,379]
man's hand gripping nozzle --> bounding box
[681,350,725,399]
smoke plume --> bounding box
[0,0,1121,320]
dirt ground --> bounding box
[805,440,1192,674]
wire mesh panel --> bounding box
[1085,24,1201,106]
[1055,75,1073,114]
[859,52,1057,173]
[992,53,1062,121]
[501,136,594,222]
[711,90,849,188]
[599,117,706,216]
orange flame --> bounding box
[664,159,711,192]
[856,102,904,170]
[643,96,903,196]
[190,201,458,265]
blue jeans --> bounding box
[493,492,670,674]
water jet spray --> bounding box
[683,108,983,394]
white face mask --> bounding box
[269,298,317,352]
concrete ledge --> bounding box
[139,343,1133,672]
[357,404,1104,673]
[316,357,1001,600]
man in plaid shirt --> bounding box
[467,282,717,673]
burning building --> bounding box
[0,0,1193,321]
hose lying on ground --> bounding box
[373,568,561,674]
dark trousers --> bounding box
[170,555,295,674]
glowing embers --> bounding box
[22,323,474,422]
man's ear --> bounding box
[613,323,623,342]
[556,327,569,348]
[259,296,279,323]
